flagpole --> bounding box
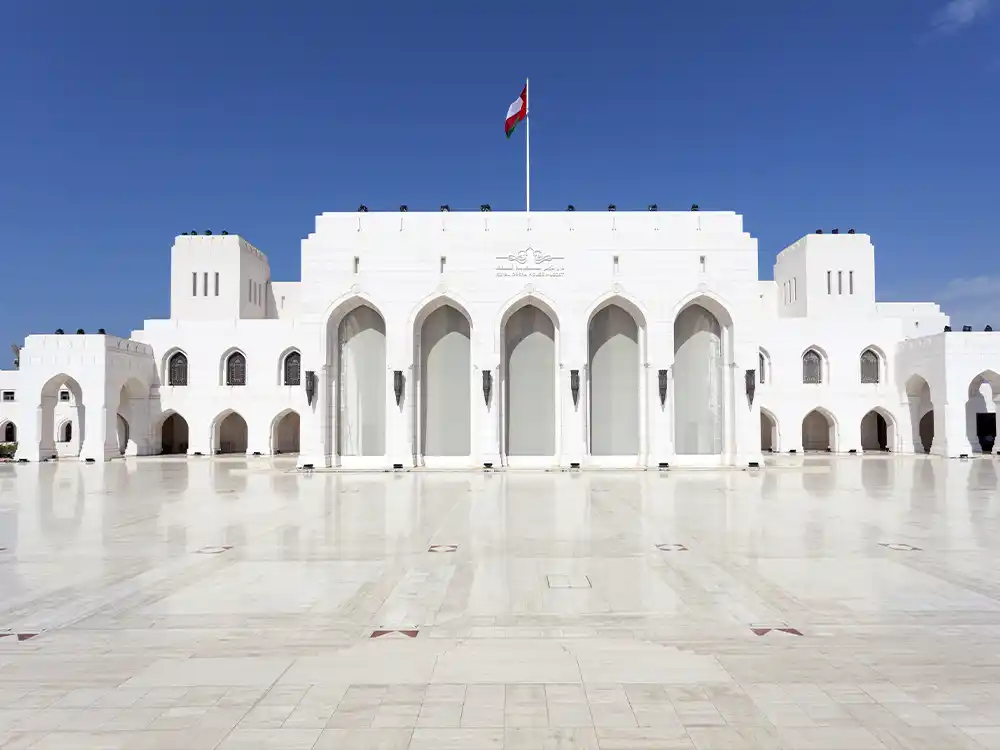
[525,77,530,213]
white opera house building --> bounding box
[2,207,1000,468]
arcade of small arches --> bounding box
[758,407,898,454]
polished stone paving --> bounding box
[1,454,1000,748]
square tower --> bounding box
[169,234,273,320]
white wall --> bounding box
[4,210,1000,468]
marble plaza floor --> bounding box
[1,456,1000,749]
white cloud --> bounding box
[932,0,992,32]
[934,275,1000,329]
[936,275,1000,301]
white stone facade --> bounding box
[2,209,999,467]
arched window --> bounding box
[60,422,72,442]
[167,352,188,386]
[2,422,14,442]
[226,352,247,386]
[759,352,766,384]
[802,349,823,384]
[860,349,880,384]
[283,351,301,386]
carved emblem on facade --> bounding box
[495,246,565,278]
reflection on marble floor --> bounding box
[1,455,1000,747]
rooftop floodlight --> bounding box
[987,325,994,332]
[648,204,658,211]
[204,229,212,235]
[944,325,952,332]
[191,230,197,235]
[848,228,856,234]
[399,204,408,212]
[607,204,616,212]
[440,204,450,212]
[98,328,106,334]
[181,231,188,235]
[816,229,824,234]
[567,204,576,211]
[832,228,840,234]
[690,204,700,211]
[480,204,491,212]
[221,230,228,235]
[963,325,973,332]
[358,204,369,213]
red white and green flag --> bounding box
[505,85,528,138]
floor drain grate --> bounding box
[370,629,418,639]
[879,542,921,551]
[751,627,803,637]
[655,543,688,552]
[546,575,592,589]
[195,545,233,555]
[428,544,458,553]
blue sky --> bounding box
[1,0,997,352]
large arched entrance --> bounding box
[38,374,85,460]
[272,410,301,454]
[503,301,557,459]
[416,301,472,459]
[905,374,934,454]
[965,370,1000,453]
[673,299,731,456]
[588,300,642,457]
[336,305,386,458]
[760,409,778,453]
[160,413,189,454]
[215,412,248,455]
[861,409,895,452]
[802,409,836,452]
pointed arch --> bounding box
[499,290,560,461]
[1,420,16,444]
[587,291,645,459]
[321,291,386,365]
[278,347,302,386]
[271,408,301,454]
[859,345,885,384]
[861,406,897,452]
[162,347,189,386]
[408,290,474,334]
[801,345,828,384]
[669,290,735,330]
[412,294,473,461]
[219,348,247,386]
[584,289,649,331]
[211,409,248,454]
[496,289,561,347]
[965,370,1000,453]
[156,409,190,455]
[760,407,779,452]
[802,406,838,452]
[758,347,772,385]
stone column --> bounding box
[80,406,120,462]
[297,364,332,468]
[562,364,586,467]
[479,363,502,467]
[387,366,412,468]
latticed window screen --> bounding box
[167,353,188,386]
[860,349,880,384]
[283,352,301,386]
[759,352,766,384]
[226,352,247,386]
[802,349,822,384]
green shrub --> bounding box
[0,442,16,458]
